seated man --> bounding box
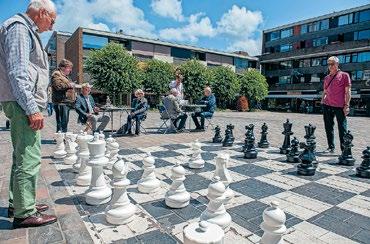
[75,83,110,133]
[117,89,148,136]
[191,86,216,131]
[163,88,187,132]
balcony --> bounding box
[269,82,322,91]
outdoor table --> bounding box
[100,106,133,134]
[181,104,206,130]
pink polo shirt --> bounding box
[323,71,351,108]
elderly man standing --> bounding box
[321,56,351,153]
[0,0,57,228]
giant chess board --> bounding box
[53,140,370,244]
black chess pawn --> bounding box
[356,147,370,178]
[222,124,234,147]
[338,130,356,166]
[244,124,258,159]
[297,141,316,176]
[212,125,223,143]
[280,119,293,154]
[258,123,270,148]
[287,137,300,163]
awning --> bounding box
[266,94,361,99]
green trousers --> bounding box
[2,101,41,218]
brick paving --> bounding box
[0,110,369,243]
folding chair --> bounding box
[131,113,148,134]
[157,104,176,134]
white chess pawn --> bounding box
[64,132,78,165]
[188,140,205,169]
[105,155,136,225]
[85,133,112,205]
[213,153,234,204]
[137,152,160,193]
[105,135,113,158]
[200,176,232,231]
[53,131,67,159]
[183,221,224,244]
[106,136,119,170]
[260,201,287,244]
[165,163,190,208]
[76,132,94,186]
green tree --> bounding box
[239,69,268,105]
[179,59,210,102]
[84,42,141,101]
[209,66,240,108]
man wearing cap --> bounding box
[321,56,351,153]
[75,83,110,132]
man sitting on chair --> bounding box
[191,86,216,131]
[75,83,110,133]
[163,88,187,132]
[117,89,148,136]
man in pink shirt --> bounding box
[321,56,351,153]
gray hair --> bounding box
[204,86,212,93]
[28,0,56,13]
[328,56,339,64]
[170,88,178,95]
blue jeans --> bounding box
[127,114,144,134]
[54,104,70,132]
[191,112,213,129]
[47,103,53,116]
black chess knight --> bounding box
[222,124,235,147]
[304,124,317,167]
[356,147,370,179]
[212,125,223,143]
[280,119,293,154]
[297,140,316,176]
[244,124,258,159]
[258,123,270,148]
[337,130,355,166]
[287,137,300,163]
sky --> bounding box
[0,0,369,56]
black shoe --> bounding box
[13,211,57,229]
[323,147,335,154]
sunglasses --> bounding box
[328,63,336,66]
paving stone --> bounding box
[141,200,173,218]
[162,144,190,150]
[157,213,185,231]
[183,174,211,192]
[231,178,285,199]
[183,161,216,173]
[171,204,202,220]
[151,150,182,158]
[28,222,64,244]
[229,164,274,177]
[63,228,94,244]
[352,229,370,244]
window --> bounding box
[280,61,292,69]
[359,9,370,22]
[311,74,321,82]
[281,28,293,38]
[319,19,329,30]
[308,22,319,32]
[351,70,364,81]
[311,58,321,66]
[234,58,248,71]
[193,52,206,61]
[354,29,370,40]
[358,51,370,62]
[301,24,308,34]
[352,53,358,63]
[321,58,327,66]
[279,76,291,84]
[133,54,153,61]
[83,34,108,49]
[312,37,328,47]
[270,31,280,41]
[299,59,310,68]
[48,38,56,51]
[280,44,292,52]
[171,47,192,59]
[338,13,353,26]
[337,55,352,64]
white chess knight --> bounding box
[183,221,224,244]
[53,131,67,159]
[85,133,112,205]
[105,155,136,225]
[260,201,287,244]
[200,176,232,231]
[165,163,190,208]
[213,153,234,204]
[137,152,160,193]
[188,140,205,169]
[76,132,94,186]
[106,136,119,170]
[64,132,78,165]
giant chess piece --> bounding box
[213,154,234,204]
[297,140,316,176]
[105,155,136,225]
[165,163,190,208]
[76,132,94,186]
[280,119,293,154]
[85,133,112,205]
[64,132,78,165]
[138,152,161,193]
[188,140,205,169]
[212,125,223,143]
[338,130,356,166]
[356,147,370,178]
[304,124,317,166]
[53,131,67,159]
[106,136,119,170]
[286,137,300,163]
[260,201,287,244]
[183,221,224,244]
[200,177,232,231]
[73,131,84,173]
[222,124,235,147]
[258,123,270,148]
[244,124,258,159]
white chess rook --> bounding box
[76,132,94,186]
[183,221,224,244]
[165,163,190,208]
[138,152,161,193]
[64,132,78,165]
[53,131,67,159]
[213,153,234,204]
[188,140,205,169]
[85,133,112,205]
[260,201,287,244]
[200,176,232,231]
[106,156,136,225]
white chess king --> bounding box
[188,140,205,169]
[138,152,161,193]
[165,163,190,208]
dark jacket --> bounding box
[51,69,74,104]
[75,94,95,124]
[199,94,216,113]
[132,97,148,115]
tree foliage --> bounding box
[239,69,268,103]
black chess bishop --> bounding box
[287,137,300,163]
[337,130,355,166]
[244,124,258,159]
[356,147,370,179]
[258,123,270,148]
[212,125,223,143]
[222,124,235,147]
[297,140,316,176]
[280,119,293,154]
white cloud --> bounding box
[151,0,184,21]
[159,13,215,42]
[87,23,110,32]
[226,38,261,56]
